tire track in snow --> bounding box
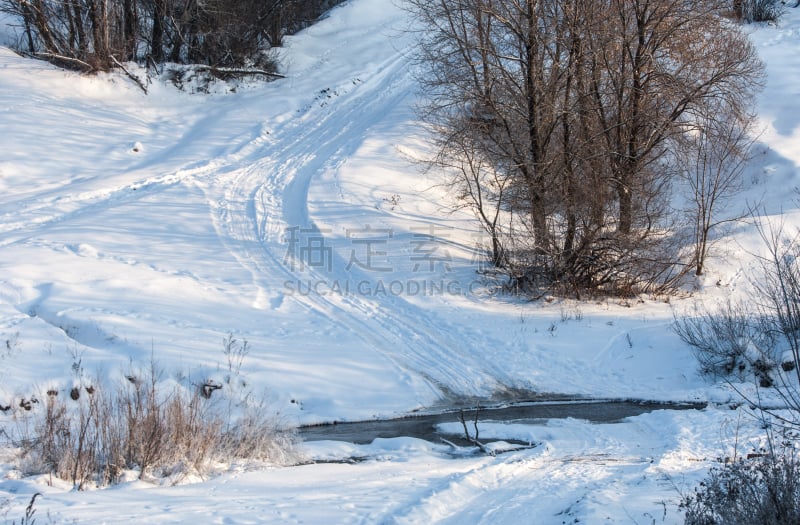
[203,40,516,400]
[389,454,539,524]
[0,168,201,247]
[391,449,654,524]
[201,54,448,398]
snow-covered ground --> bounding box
[1,1,799,523]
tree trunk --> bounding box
[30,0,59,54]
[151,0,166,62]
[123,0,137,61]
[491,234,505,268]
[88,0,109,68]
[733,0,744,19]
[62,0,75,51]
[524,3,550,252]
[72,1,87,55]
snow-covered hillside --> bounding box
[1,0,799,522]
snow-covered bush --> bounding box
[673,301,778,385]
[732,0,784,22]
[682,449,800,524]
[676,219,800,393]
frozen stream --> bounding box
[299,398,707,446]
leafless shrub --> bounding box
[14,362,297,489]
[219,403,298,466]
[674,217,800,425]
[682,444,800,525]
[3,332,20,358]
[222,333,249,386]
[732,0,784,22]
[673,300,775,383]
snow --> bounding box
[1,0,800,523]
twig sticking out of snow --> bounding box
[110,56,148,94]
[459,408,495,456]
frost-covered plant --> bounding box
[10,493,41,525]
[222,333,250,387]
[673,300,777,385]
[732,0,784,22]
[15,361,298,489]
[682,448,800,524]
[675,219,800,399]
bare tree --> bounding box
[674,217,800,428]
[411,0,574,288]
[677,105,756,276]
[435,123,511,268]
[752,219,800,407]
[586,0,762,237]
[0,0,346,71]
[410,0,764,295]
